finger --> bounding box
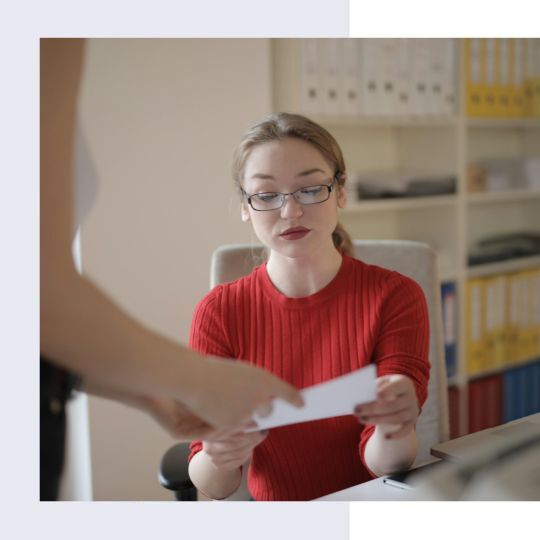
[272,380,304,408]
[244,419,259,431]
[360,410,413,424]
[219,431,268,451]
[255,400,273,418]
[354,395,408,416]
[376,375,394,389]
[200,426,241,442]
[378,384,410,402]
[356,407,413,426]
[204,444,254,464]
[205,431,266,454]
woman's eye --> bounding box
[255,193,280,202]
[301,186,323,196]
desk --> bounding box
[319,414,540,501]
[317,458,440,501]
[316,476,412,501]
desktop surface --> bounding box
[316,475,413,501]
[431,412,540,461]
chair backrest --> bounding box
[210,240,449,466]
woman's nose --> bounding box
[280,194,304,218]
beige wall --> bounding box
[78,38,271,500]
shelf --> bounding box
[312,115,457,129]
[467,254,540,278]
[468,355,540,381]
[273,39,540,436]
[440,270,457,283]
[467,189,540,205]
[467,118,540,129]
[343,195,457,213]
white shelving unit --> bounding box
[272,39,540,435]
[467,189,540,204]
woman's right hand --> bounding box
[186,355,304,432]
[202,430,268,471]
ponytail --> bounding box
[332,222,354,257]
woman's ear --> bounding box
[337,183,348,209]
[240,201,251,222]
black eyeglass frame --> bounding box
[241,171,342,212]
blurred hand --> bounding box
[202,430,268,471]
[186,357,304,431]
[143,397,237,441]
[354,374,419,440]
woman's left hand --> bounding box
[354,374,419,440]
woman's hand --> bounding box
[354,374,419,440]
[202,430,268,472]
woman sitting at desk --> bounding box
[187,113,430,501]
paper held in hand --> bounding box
[248,364,377,432]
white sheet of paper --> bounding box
[248,364,377,432]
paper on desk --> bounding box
[247,364,377,432]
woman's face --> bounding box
[240,137,347,260]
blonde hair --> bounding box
[232,112,353,257]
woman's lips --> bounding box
[280,227,311,241]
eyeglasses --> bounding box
[241,172,340,212]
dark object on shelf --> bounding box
[406,176,456,197]
[356,183,406,199]
[468,232,540,266]
[355,174,456,200]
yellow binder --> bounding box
[484,275,507,370]
[466,278,486,374]
[484,38,497,116]
[497,38,512,117]
[509,39,526,117]
[515,270,532,362]
[506,272,520,364]
[524,39,535,117]
[465,38,485,117]
[528,39,540,117]
[523,269,539,360]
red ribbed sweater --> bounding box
[189,255,430,501]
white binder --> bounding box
[360,39,383,116]
[319,39,341,116]
[341,39,362,117]
[395,38,412,116]
[441,38,456,116]
[409,39,430,116]
[300,39,323,115]
[379,39,398,116]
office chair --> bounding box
[159,240,449,500]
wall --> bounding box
[77,38,272,500]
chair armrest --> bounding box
[158,442,197,501]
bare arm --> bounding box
[40,39,200,399]
[188,431,266,499]
[363,426,418,477]
[82,379,225,441]
[188,451,243,500]
[356,375,420,476]
[40,39,303,432]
